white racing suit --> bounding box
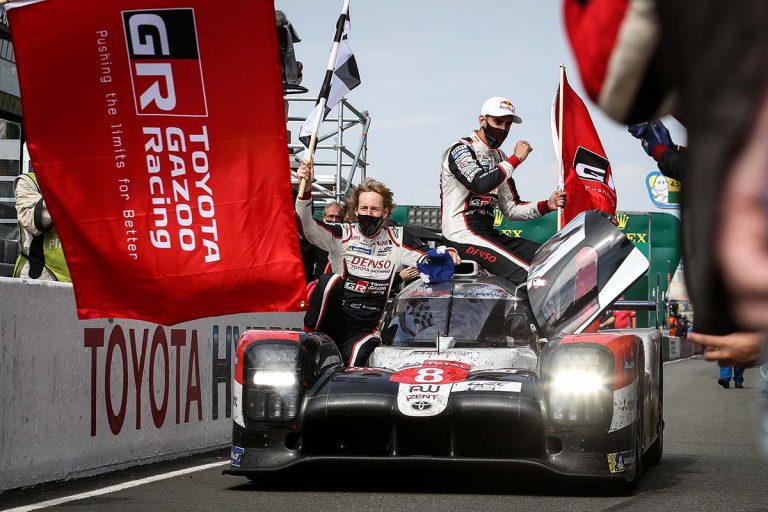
[441,133,550,285]
[296,196,428,366]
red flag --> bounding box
[552,70,617,226]
[7,1,306,324]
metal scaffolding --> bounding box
[285,95,370,206]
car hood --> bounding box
[369,346,539,373]
[526,210,649,339]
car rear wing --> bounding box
[610,300,660,329]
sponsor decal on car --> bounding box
[609,379,638,432]
[390,360,471,384]
[230,445,244,467]
[396,383,452,417]
[452,380,522,393]
[607,449,635,473]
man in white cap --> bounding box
[439,96,566,285]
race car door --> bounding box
[526,210,649,339]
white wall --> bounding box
[0,277,302,492]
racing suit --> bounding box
[296,196,429,366]
[441,133,551,285]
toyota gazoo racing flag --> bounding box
[7,0,306,324]
[552,70,617,226]
[299,0,361,146]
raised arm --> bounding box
[444,142,519,195]
[295,161,344,253]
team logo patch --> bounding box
[347,244,373,255]
[123,9,208,116]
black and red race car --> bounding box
[225,211,663,485]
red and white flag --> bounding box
[552,69,617,226]
[7,0,306,324]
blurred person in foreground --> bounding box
[629,120,764,375]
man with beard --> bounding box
[440,96,566,286]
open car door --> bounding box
[526,210,649,339]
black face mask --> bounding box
[482,123,509,149]
[357,214,384,237]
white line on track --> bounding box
[663,354,701,365]
[1,460,229,512]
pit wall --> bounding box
[0,277,302,493]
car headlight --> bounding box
[546,344,613,428]
[244,342,302,422]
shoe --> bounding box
[735,382,744,389]
[718,378,730,388]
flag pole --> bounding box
[297,0,350,198]
[297,98,325,197]
[557,64,565,231]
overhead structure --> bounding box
[286,95,370,206]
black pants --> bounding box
[447,231,541,285]
[304,273,381,366]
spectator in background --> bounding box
[311,202,345,278]
[719,366,746,389]
[600,296,636,330]
[323,202,343,224]
[13,170,70,282]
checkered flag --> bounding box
[299,0,361,147]
[407,301,434,333]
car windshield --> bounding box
[382,295,537,347]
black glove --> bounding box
[628,121,674,158]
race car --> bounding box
[225,210,663,485]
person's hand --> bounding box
[399,266,419,282]
[627,123,649,139]
[513,140,533,161]
[650,121,673,148]
[446,247,461,265]
[688,331,764,367]
[547,190,566,211]
[629,120,674,157]
[297,160,314,183]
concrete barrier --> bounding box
[662,335,704,361]
[0,276,302,492]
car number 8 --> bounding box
[414,367,444,383]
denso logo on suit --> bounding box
[123,9,208,116]
[348,256,392,270]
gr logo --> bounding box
[123,9,208,116]
[573,146,611,184]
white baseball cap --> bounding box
[480,96,522,124]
